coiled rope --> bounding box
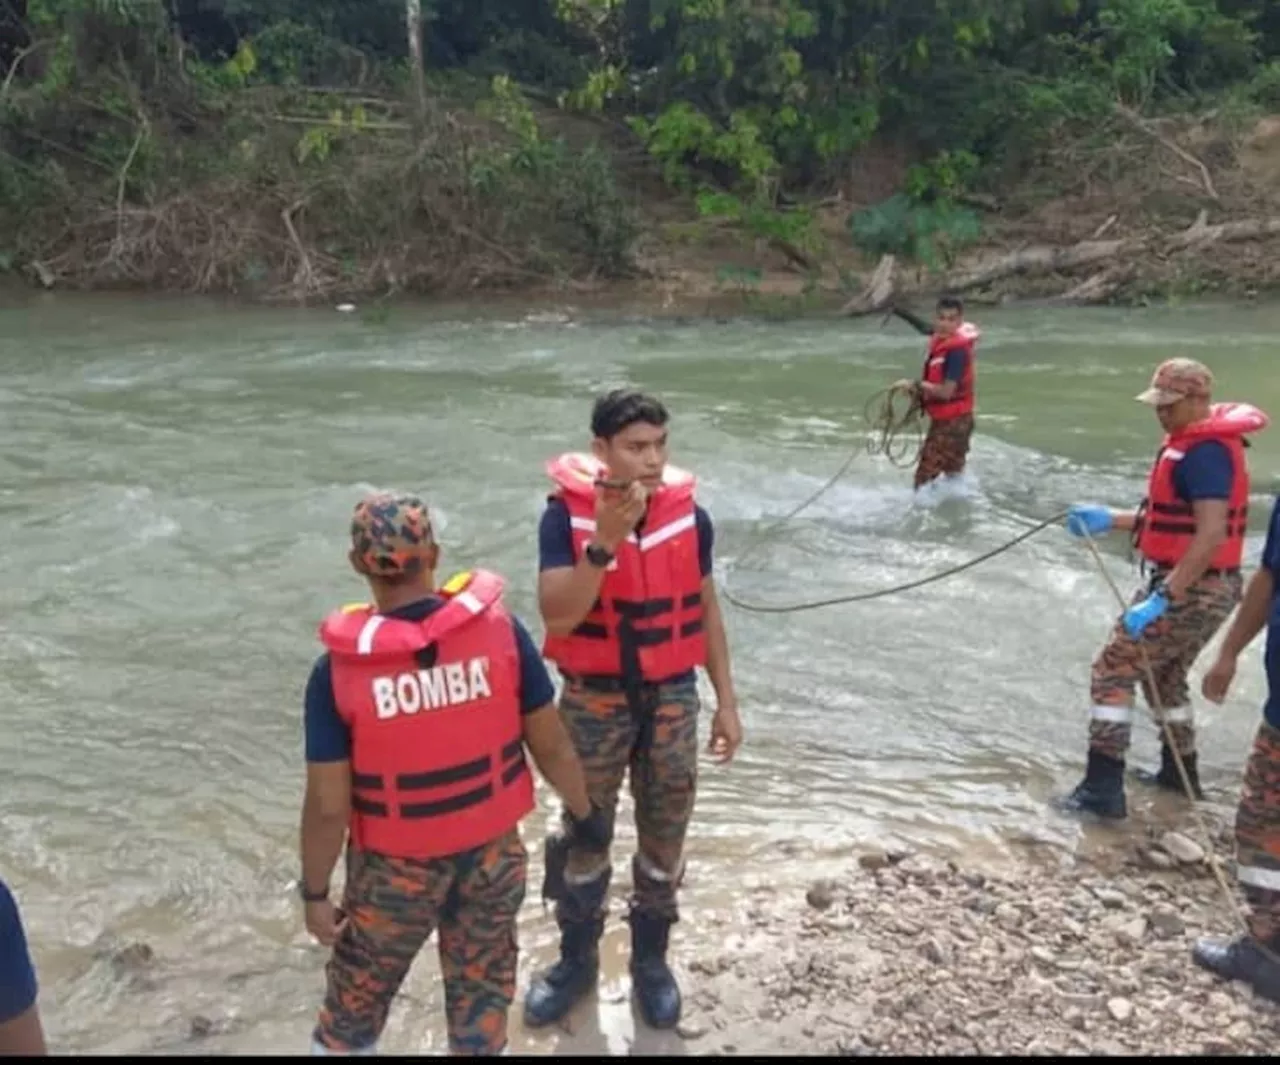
[720,387,1068,614]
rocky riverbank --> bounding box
[63,802,1280,1055]
[666,809,1279,1056]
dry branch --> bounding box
[114,121,148,251]
[270,114,411,132]
[1113,102,1220,202]
[281,200,317,297]
[840,254,897,314]
[0,41,46,104]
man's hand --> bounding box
[305,900,348,947]
[1122,589,1168,640]
[1065,504,1114,539]
[1202,653,1238,704]
[567,802,612,852]
[594,481,647,550]
[707,701,743,764]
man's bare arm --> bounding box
[1165,498,1228,599]
[300,761,351,897]
[538,563,612,638]
[522,703,591,816]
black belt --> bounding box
[1144,564,1240,585]
[559,672,691,692]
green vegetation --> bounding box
[2,0,1278,301]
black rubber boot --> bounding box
[523,915,603,1027]
[1133,743,1204,800]
[1053,750,1128,820]
[629,911,682,1029]
[523,874,609,1029]
[1192,935,1280,1004]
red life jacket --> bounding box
[539,452,707,681]
[1134,402,1270,571]
[318,569,534,860]
[920,322,979,421]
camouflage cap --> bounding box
[1135,357,1213,406]
[349,492,435,578]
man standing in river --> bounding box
[301,492,608,1055]
[890,295,981,490]
[524,388,743,1032]
[1192,492,1280,1001]
[1057,358,1268,820]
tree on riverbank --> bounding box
[2,0,1279,303]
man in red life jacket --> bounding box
[891,295,979,490]
[302,492,607,1056]
[523,389,744,1032]
[1056,358,1268,820]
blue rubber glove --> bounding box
[1065,504,1113,539]
[1123,589,1168,639]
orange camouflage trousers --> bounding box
[1235,721,1280,944]
[914,413,975,489]
[312,829,527,1056]
[557,676,700,922]
[1087,570,1242,760]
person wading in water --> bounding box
[1058,358,1268,820]
[890,295,981,491]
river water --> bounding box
[2,291,1278,1054]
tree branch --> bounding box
[0,41,44,105]
[1113,102,1220,203]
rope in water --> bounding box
[719,387,1068,614]
[718,390,1247,941]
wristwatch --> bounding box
[584,542,614,568]
[1153,579,1172,601]
[298,879,329,903]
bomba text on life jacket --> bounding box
[371,657,493,719]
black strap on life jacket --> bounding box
[352,738,526,820]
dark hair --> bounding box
[936,294,964,315]
[590,389,669,440]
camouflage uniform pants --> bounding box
[312,829,527,1056]
[914,413,975,489]
[1235,721,1280,944]
[1087,569,1242,760]
[557,676,701,922]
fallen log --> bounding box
[841,215,1280,315]
[1046,265,1135,306]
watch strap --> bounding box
[585,542,614,567]
[299,880,329,903]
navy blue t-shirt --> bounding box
[1171,439,1234,503]
[1262,496,1280,729]
[0,878,37,1025]
[941,350,965,384]
[305,598,557,763]
[537,498,715,684]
